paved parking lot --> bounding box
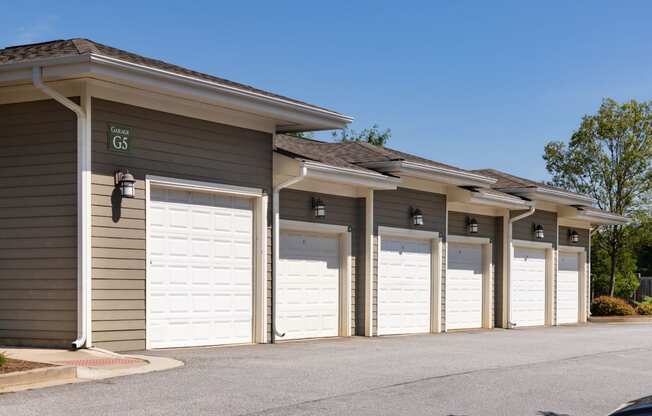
[2,323,652,416]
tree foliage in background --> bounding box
[544,98,652,297]
[289,131,315,139]
[332,124,391,146]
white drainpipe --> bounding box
[505,205,536,328]
[32,67,90,349]
[271,165,307,342]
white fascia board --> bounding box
[499,187,595,206]
[0,53,352,131]
[575,210,629,225]
[302,160,400,190]
[468,191,530,209]
[359,160,496,187]
[88,54,352,130]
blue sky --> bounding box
[2,1,652,180]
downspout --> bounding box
[505,205,536,328]
[271,165,307,342]
[32,67,90,349]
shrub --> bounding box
[591,296,636,316]
[641,296,652,305]
[637,303,652,315]
[0,352,5,367]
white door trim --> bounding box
[377,226,442,333]
[446,237,494,329]
[512,239,553,250]
[279,219,352,337]
[558,245,586,253]
[558,245,588,323]
[447,235,491,245]
[145,175,268,349]
[378,226,439,240]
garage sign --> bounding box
[108,125,132,153]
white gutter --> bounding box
[300,160,400,190]
[32,66,91,349]
[358,160,497,187]
[575,209,629,225]
[271,166,307,342]
[89,54,353,124]
[498,187,596,206]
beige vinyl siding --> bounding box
[91,98,272,351]
[279,189,363,335]
[373,187,447,335]
[448,211,502,327]
[0,99,77,348]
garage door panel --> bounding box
[277,231,340,340]
[511,247,546,327]
[557,252,580,324]
[378,237,431,335]
[148,187,254,349]
[447,243,483,330]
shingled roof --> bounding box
[275,135,493,179]
[473,168,590,195]
[0,38,342,115]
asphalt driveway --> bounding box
[2,324,652,416]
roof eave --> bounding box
[0,53,352,131]
[301,160,400,190]
[469,191,531,209]
[575,210,629,225]
[358,160,497,187]
[497,187,595,206]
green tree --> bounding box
[332,124,391,146]
[544,98,652,296]
[289,131,315,139]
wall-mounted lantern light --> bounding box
[411,207,424,226]
[534,224,545,240]
[114,169,136,198]
[312,197,326,219]
[467,217,479,234]
[569,229,580,244]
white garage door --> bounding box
[277,231,340,340]
[511,247,546,327]
[148,187,254,348]
[446,243,483,330]
[557,252,580,324]
[378,237,431,335]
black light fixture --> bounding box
[114,169,136,198]
[534,224,545,240]
[411,207,424,226]
[569,229,580,244]
[467,217,479,234]
[312,197,326,219]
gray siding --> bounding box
[91,98,273,351]
[373,187,447,335]
[0,99,78,347]
[279,189,363,335]
[559,226,589,251]
[448,211,502,327]
[511,209,557,247]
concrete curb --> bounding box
[0,365,76,391]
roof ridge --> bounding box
[70,38,98,54]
